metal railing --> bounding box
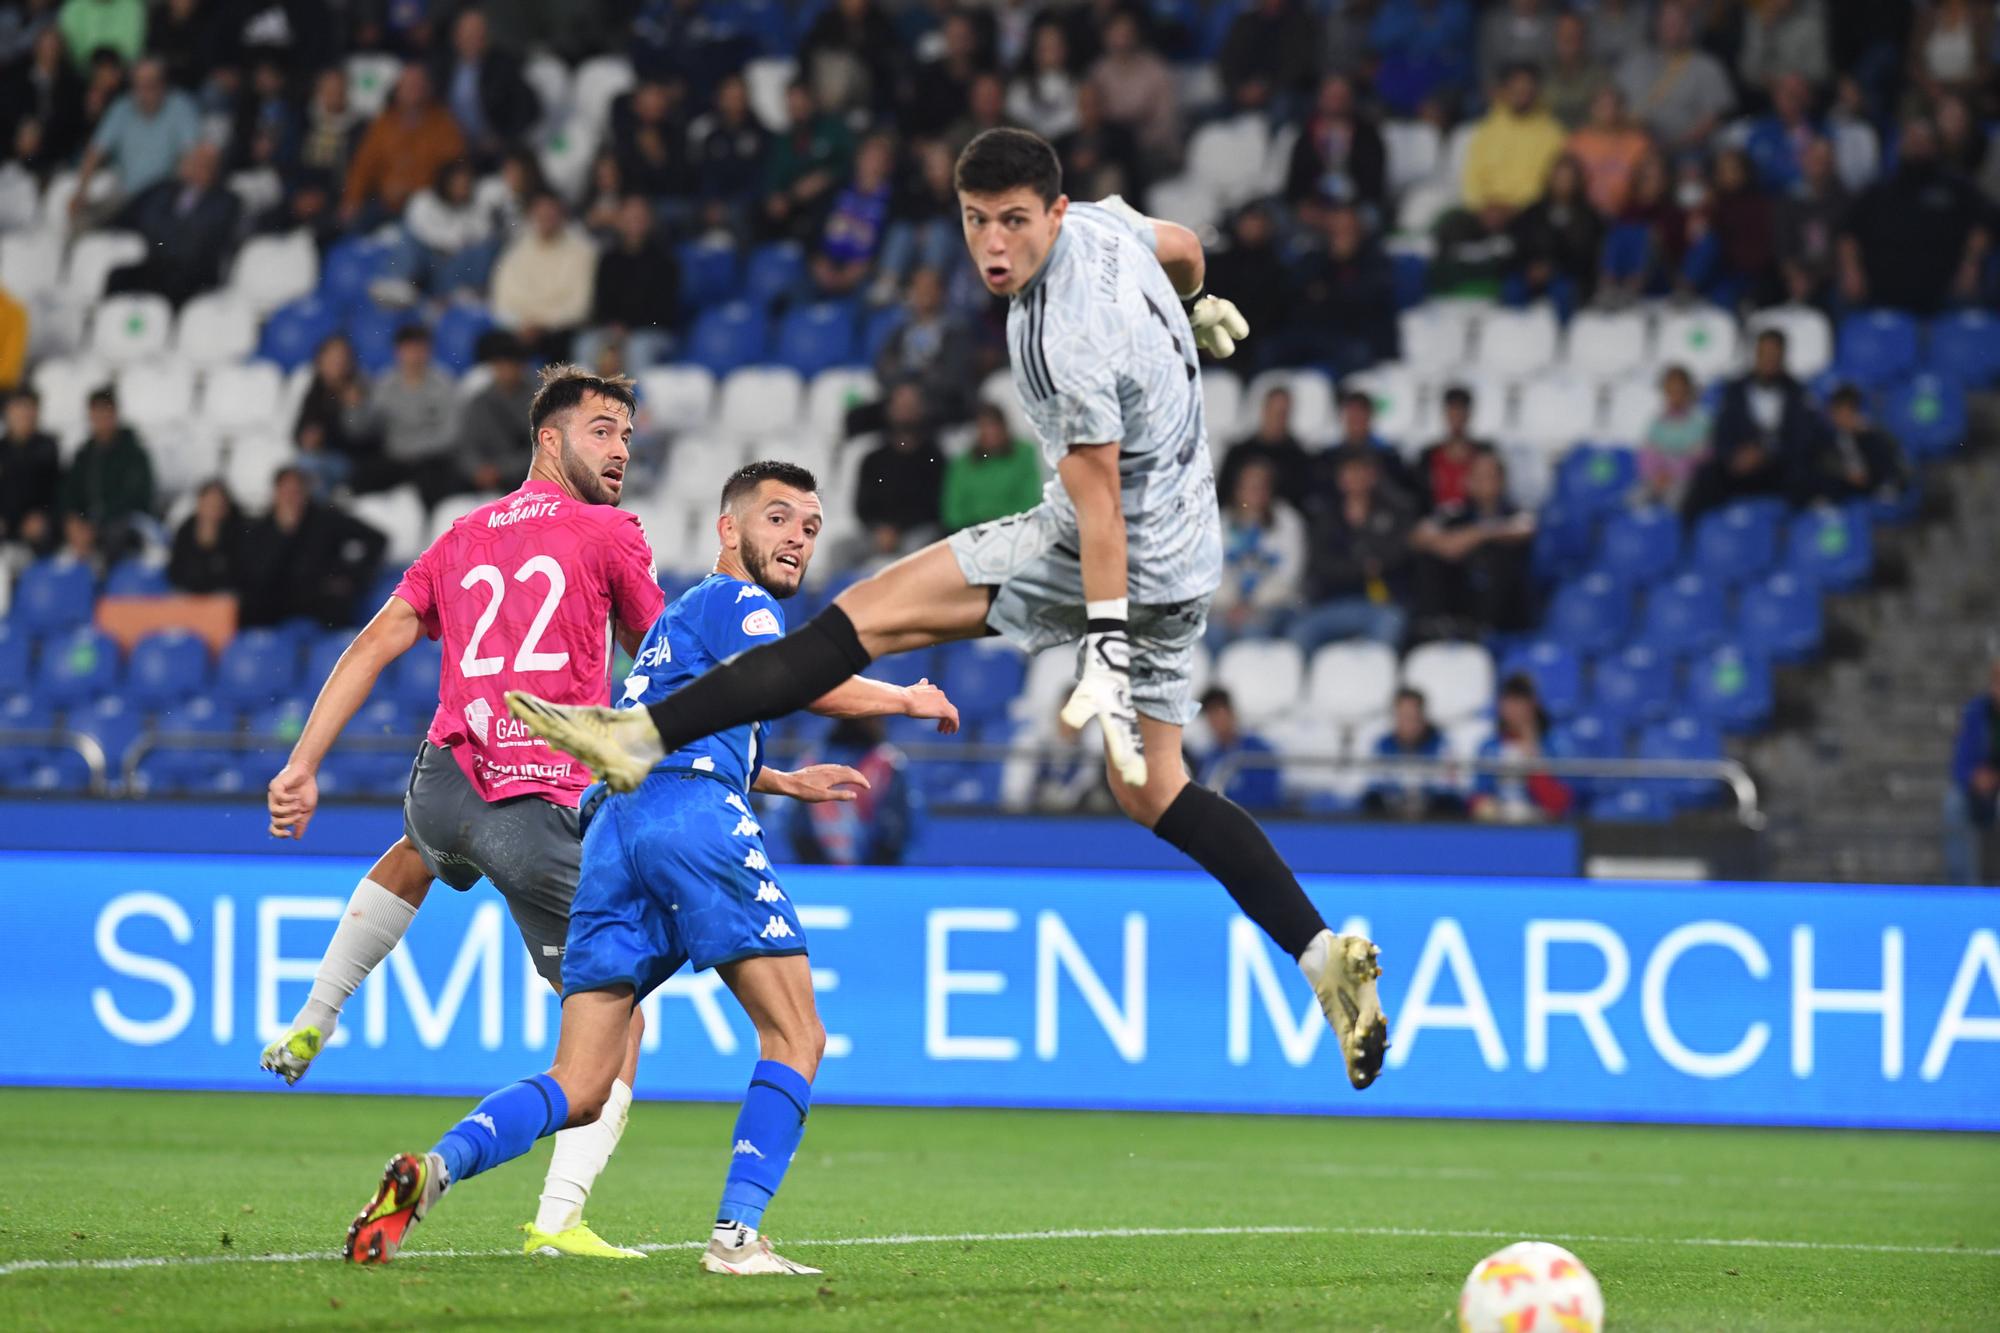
[0,728,111,796]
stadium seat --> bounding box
[345,301,401,374]
[103,559,170,597]
[431,302,496,374]
[1340,362,1421,442]
[1515,373,1598,450]
[637,364,718,434]
[1637,715,1725,808]
[1246,369,1336,445]
[305,629,352,691]
[0,625,32,684]
[1926,309,2000,386]
[64,229,146,303]
[1564,307,1649,382]
[115,360,195,430]
[172,294,260,366]
[571,54,635,133]
[1736,570,1823,662]
[391,636,445,709]
[1397,301,1478,372]
[231,230,319,316]
[213,630,301,709]
[1545,572,1631,654]
[29,354,107,437]
[1601,377,1662,446]
[716,366,804,437]
[124,629,211,708]
[1215,639,1304,727]
[1401,641,1496,725]
[1555,710,1626,761]
[257,294,341,371]
[344,52,401,116]
[1382,118,1442,195]
[1475,304,1560,379]
[197,360,285,433]
[804,367,876,440]
[774,301,859,376]
[1786,503,1873,590]
[1185,115,1269,208]
[35,627,120,705]
[936,640,1028,727]
[1691,500,1782,585]
[1200,368,1242,445]
[860,303,906,362]
[1591,784,1675,822]
[1653,304,1740,381]
[1142,174,1220,232]
[89,294,173,365]
[1589,643,1676,725]
[1596,504,1680,583]
[1686,645,1773,732]
[677,238,742,316]
[1554,444,1638,514]
[347,487,428,564]
[1306,640,1399,727]
[743,243,808,310]
[0,227,62,301]
[72,694,146,777]
[1638,573,1729,657]
[1833,309,1920,389]
[1883,372,1966,460]
[1747,305,1833,378]
[1499,640,1583,719]
[688,301,768,376]
[317,236,390,310]
[10,558,96,633]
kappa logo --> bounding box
[621,672,649,703]
[743,848,770,871]
[755,881,785,903]
[759,915,796,940]
[731,814,762,838]
[732,1139,765,1158]
[741,608,781,637]
[469,1112,497,1137]
[724,793,750,815]
[463,697,493,744]
[734,584,770,603]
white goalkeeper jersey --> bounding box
[1006,200,1223,605]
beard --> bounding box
[559,435,617,506]
[738,536,801,598]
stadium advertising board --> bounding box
[2,852,1993,1131]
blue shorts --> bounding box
[562,769,807,1001]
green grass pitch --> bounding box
[1,1088,1995,1331]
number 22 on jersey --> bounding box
[458,554,570,678]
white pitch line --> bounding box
[3,1222,1997,1279]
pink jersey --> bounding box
[392,480,665,806]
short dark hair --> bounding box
[1756,327,1788,350]
[8,387,38,407]
[720,459,820,514]
[1339,388,1374,413]
[88,385,117,409]
[1199,685,1235,712]
[1499,671,1541,702]
[1502,60,1541,85]
[529,363,638,437]
[1395,686,1427,709]
[1829,383,1866,411]
[1443,385,1473,409]
[954,127,1062,205]
[393,322,430,347]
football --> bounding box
[1459,1241,1605,1332]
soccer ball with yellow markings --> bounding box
[1459,1241,1605,1332]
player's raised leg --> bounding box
[260,839,431,1085]
[508,540,990,790]
[345,987,633,1264]
[702,954,825,1277]
[1109,712,1388,1089]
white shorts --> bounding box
[948,504,1212,726]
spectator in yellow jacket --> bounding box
[1462,63,1567,217]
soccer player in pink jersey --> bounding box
[260,366,869,1259]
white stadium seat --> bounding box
[1143,174,1220,232]
[1603,376,1663,445]
[1342,362,1423,443]
[662,433,750,506]
[1447,715,1496,761]
[1402,641,1496,725]
[197,361,285,433]
[0,228,63,301]
[1214,639,1304,727]
[1654,303,1740,381]
[716,366,803,437]
[1747,304,1833,379]
[1417,365,1512,442]
[1199,368,1241,453]
[152,425,226,496]
[638,364,717,433]
[1186,116,1270,209]
[1016,645,1082,729]
[89,294,173,365]
[222,435,294,508]
[536,112,600,200]
[1515,374,1600,450]
[1565,307,1650,382]
[63,230,146,303]
[1383,119,1443,196]
[979,366,1032,441]
[173,293,259,367]
[31,355,108,436]
[1306,640,1399,727]
[344,54,402,118]
[1245,368,1336,445]
[0,164,36,230]
[572,55,635,134]
[229,230,318,316]
[425,492,497,546]
[1475,304,1561,379]
[744,57,797,132]
[522,52,573,131]
[116,362,196,429]
[1399,299,1487,372]
[347,486,428,564]
[805,367,877,441]
[1495,441,1555,510]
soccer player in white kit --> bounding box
[508,130,1390,1091]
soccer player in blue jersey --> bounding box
[344,461,961,1274]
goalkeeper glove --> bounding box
[1060,601,1148,788]
[1184,290,1249,359]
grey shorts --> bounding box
[948,504,1211,726]
[401,742,581,987]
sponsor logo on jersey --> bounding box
[463,696,493,743]
[488,498,562,527]
[634,638,672,669]
[759,916,796,940]
[741,608,781,637]
[621,673,649,703]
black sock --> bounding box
[1153,784,1326,958]
[645,605,873,753]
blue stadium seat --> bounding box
[346,301,402,375]
[1591,784,1675,822]
[1833,310,1920,388]
[126,629,212,708]
[35,627,120,706]
[392,636,445,708]
[688,301,769,376]
[774,300,860,376]
[257,294,341,371]
[103,559,171,597]
[1554,710,1627,760]
[743,243,808,309]
[321,749,413,797]
[1391,252,1430,310]
[1691,500,1782,585]
[1500,640,1583,719]
[1686,645,1773,733]
[0,624,31,682]
[678,240,742,315]
[320,237,390,311]
[1589,644,1677,725]
[247,698,312,750]
[305,629,352,690]
[1883,372,1966,460]
[861,647,939,691]
[1926,310,2000,386]
[937,640,1029,726]
[1596,504,1680,583]
[861,304,906,362]
[1530,500,1599,583]
[348,697,418,742]
[1555,446,1638,517]
[214,629,302,709]
[433,303,495,374]
[1786,504,1872,590]
[137,694,239,794]
[1638,572,1729,657]
[356,566,403,623]
[72,694,147,776]
[1545,573,1632,655]
[1637,715,1725,808]
[11,557,96,633]
[0,745,94,793]
[1736,570,1823,662]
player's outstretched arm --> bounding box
[808,676,960,734]
[1056,443,1147,787]
[268,597,422,839]
[753,764,871,804]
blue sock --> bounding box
[431,1073,569,1186]
[716,1060,812,1230]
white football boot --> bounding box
[700,1230,822,1276]
[1299,930,1390,1089]
[504,691,664,792]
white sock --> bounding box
[534,1078,632,1234]
[1296,928,1336,981]
[291,878,418,1040]
[713,1219,756,1248]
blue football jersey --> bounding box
[617,573,788,791]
